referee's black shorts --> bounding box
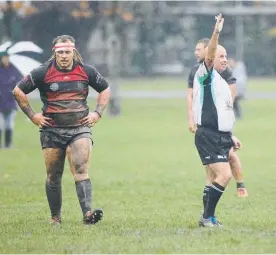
[195,126,234,165]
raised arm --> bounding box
[205,14,224,70]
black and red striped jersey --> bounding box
[17,60,109,127]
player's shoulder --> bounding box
[31,63,49,73]
[190,63,200,74]
[82,63,97,71]
[81,63,99,75]
[220,66,236,84]
[220,66,232,78]
[30,61,51,76]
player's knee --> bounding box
[219,171,232,186]
[229,150,236,162]
[225,171,232,183]
[74,173,89,182]
[4,119,14,130]
[46,172,62,186]
[75,162,88,175]
[73,163,89,181]
[4,112,16,130]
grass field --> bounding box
[1,78,276,253]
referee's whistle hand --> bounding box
[188,120,197,133]
[232,135,242,150]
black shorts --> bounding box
[40,126,92,150]
[195,127,234,165]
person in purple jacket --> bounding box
[0,50,22,148]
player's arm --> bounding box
[13,75,37,120]
[79,66,111,126]
[94,87,111,118]
[13,74,52,127]
[222,67,237,100]
[205,14,224,70]
[87,66,111,117]
[80,66,110,127]
[187,69,196,133]
[229,83,236,100]
[187,88,193,121]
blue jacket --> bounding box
[0,64,22,112]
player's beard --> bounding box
[57,59,73,69]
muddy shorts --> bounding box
[40,126,92,150]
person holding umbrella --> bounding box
[0,40,43,149]
[0,50,22,148]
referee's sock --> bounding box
[203,182,225,219]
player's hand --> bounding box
[214,13,224,33]
[79,112,100,127]
[31,113,53,128]
[188,119,197,133]
[232,135,242,151]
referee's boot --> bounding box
[199,215,223,227]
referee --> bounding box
[192,14,242,227]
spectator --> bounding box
[0,50,22,148]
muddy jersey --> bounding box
[17,60,109,127]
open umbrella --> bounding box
[0,41,44,76]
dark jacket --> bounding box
[0,64,22,112]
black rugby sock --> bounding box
[203,182,225,219]
[75,179,92,216]
[202,185,211,211]
[46,180,62,217]
[237,182,245,188]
